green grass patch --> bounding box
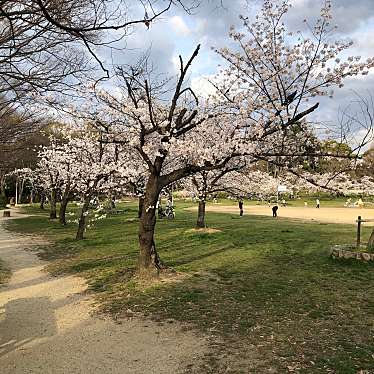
[5,200,374,373]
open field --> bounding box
[189,204,374,226]
[189,197,374,209]
[3,201,374,373]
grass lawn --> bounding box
[5,201,374,373]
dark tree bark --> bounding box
[0,174,6,198]
[59,196,69,225]
[49,188,57,219]
[138,175,164,276]
[76,195,91,240]
[110,195,116,209]
[196,199,206,228]
[18,179,25,204]
[40,191,45,209]
[59,183,71,225]
[138,196,145,218]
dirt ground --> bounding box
[189,205,374,226]
[0,210,207,374]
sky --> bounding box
[100,0,374,148]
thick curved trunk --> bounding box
[138,176,164,277]
[40,192,45,210]
[59,184,71,225]
[196,199,206,228]
[76,196,90,240]
[59,196,69,225]
[49,188,57,219]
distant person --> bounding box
[316,199,320,208]
[304,202,308,207]
[238,199,244,216]
[272,205,278,217]
[357,198,364,208]
[281,199,286,207]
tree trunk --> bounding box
[76,195,91,240]
[138,176,164,277]
[19,179,25,204]
[40,191,45,210]
[59,184,71,225]
[0,174,6,198]
[110,194,116,209]
[59,196,69,225]
[15,180,18,205]
[49,188,57,219]
[196,199,206,228]
[368,228,374,250]
[138,196,144,218]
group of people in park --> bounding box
[344,198,365,208]
[237,197,325,218]
[237,199,280,217]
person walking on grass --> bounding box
[272,205,278,218]
[316,198,320,209]
[238,198,244,216]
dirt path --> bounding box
[0,210,206,374]
[187,205,374,226]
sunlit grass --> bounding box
[5,200,374,373]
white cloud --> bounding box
[169,16,191,36]
[191,75,217,98]
[171,55,181,75]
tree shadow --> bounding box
[167,245,233,267]
[4,275,49,292]
[0,297,57,357]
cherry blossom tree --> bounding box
[36,133,80,224]
[5,167,37,204]
[49,0,374,278]
[89,47,261,275]
[210,0,373,165]
[59,130,119,239]
[290,171,374,197]
[183,158,248,228]
[37,138,65,219]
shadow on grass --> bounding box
[6,205,374,372]
[117,247,374,373]
[167,244,234,267]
